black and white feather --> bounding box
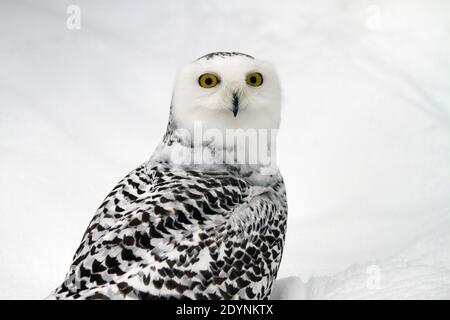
[49,52,288,300]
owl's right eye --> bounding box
[198,73,220,88]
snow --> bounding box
[1,0,449,299]
[272,229,450,299]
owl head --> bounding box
[171,52,281,136]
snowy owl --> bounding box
[50,52,288,300]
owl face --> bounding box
[171,53,281,135]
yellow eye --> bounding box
[246,72,263,87]
[198,73,220,88]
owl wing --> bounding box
[51,162,286,299]
[73,163,151,258]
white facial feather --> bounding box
[171,54,281,135]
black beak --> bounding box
[232,92,239,117]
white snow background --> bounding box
[1,0,449,299]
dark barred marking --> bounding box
[196,52,254,61]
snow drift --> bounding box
[0,0,449,299]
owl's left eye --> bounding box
[246,72,263,87]
[198,73,220,88]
